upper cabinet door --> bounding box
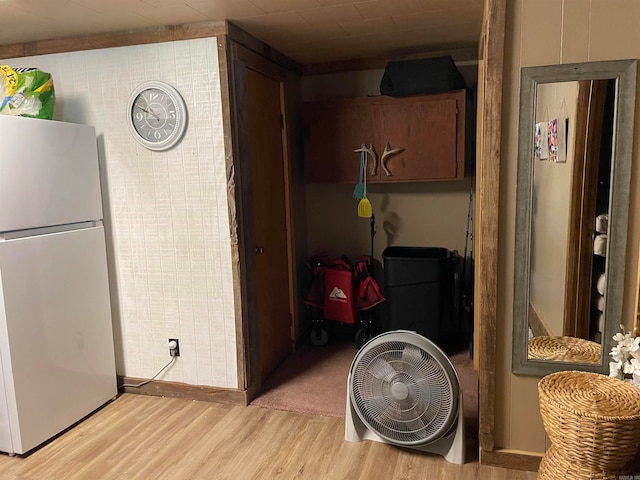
[303,90,466,184]
[303,99,380,184]
[374,91,465,182]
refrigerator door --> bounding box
[0,358,13,454]
[0,226,117,455]
[0,116,104,233]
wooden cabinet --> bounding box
[303,90,466,183]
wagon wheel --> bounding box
[354,327,372,349]
[310,326,329,347]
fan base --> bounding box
[344,386,465,465]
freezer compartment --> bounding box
[0,226,117,455]
[0,116,104,233]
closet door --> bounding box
[246,67,293,381]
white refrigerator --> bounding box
[0,115,117,455]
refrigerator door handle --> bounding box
[0,221,103,241]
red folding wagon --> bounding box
[304,254,384,347]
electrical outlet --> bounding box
[168,338,180,357]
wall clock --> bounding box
[127,81,188,151]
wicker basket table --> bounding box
[538,371,640,480]
[528,336,601,363]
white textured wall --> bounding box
[3,38,238,388]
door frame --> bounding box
[224,38,301,399]
[563,80,607,339]
[476,0,510,469]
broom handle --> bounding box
[370,213,375,274]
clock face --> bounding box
[127,82,187,151]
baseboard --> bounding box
[118,376,249,405]
[480,449,542,472]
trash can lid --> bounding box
[382,246,450,260]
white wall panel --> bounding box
[3,38,238,388]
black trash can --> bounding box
[382,246,453,348]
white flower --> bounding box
[623,361,636,374]
[610,361,624,379]
[610,345,626,363]
[608,327,640,388]
[614,332,626,342]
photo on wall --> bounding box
[548,119,558,162]
[548,118,568,163]
[534,122,549,160]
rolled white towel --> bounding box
[596,273,606,295]
[594,234,607,256]
[597,312,605,333]
[593,293,605,312]
[595,213,609,234]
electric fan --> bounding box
[345,330,465,464]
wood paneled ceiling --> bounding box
[0,0,482,65]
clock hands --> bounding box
[134,102,160,120]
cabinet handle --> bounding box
[381,143,405,176]
[354,144,378,176]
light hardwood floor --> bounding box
[0,394,537,479]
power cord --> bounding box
[121,356,177,388]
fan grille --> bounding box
[350,338,458,445]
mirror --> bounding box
[512,59,638,376]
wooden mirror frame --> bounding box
[511,59,638,376]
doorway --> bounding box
[245,67,294,381]
[229,40,300,393]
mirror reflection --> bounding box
[527,79,616,364]
[512,60,637,376]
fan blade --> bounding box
[362,396,389,418]
[404,414,428,435]
[401,343,423,364]
[366,356,396,381]
[397,343,425,376]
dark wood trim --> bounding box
[223,38,256,393]
[563,81,592,338]
[217,36,248,391]
[222,27,300,396]
[301,46,478,76]
[637,284,640,335]
[0,21,226,59]
[118,376,248,405]
[282,71,306,345]
[477,0,506,455]
[234,43,287,82]
[229,44,260,395]
[275,72,300,347]
[226,39,299,397]
[578,80,607,327]
[480,449,542,472]
[564,80,607,339]
[226,21,301,75]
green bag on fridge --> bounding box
[0,65,56,119]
